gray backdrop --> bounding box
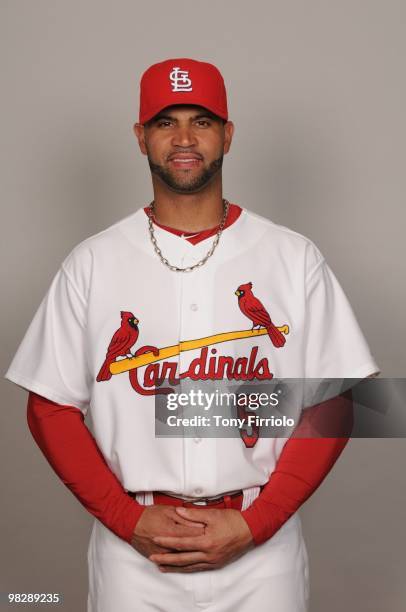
[1,1,405,610]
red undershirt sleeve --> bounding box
[27,388,353,548]
[240,389,353,546]
[27,391,145,544]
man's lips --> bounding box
[168,154,203,168]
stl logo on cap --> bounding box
[169,66,193,92]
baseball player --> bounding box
[4,58,380,611]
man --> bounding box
[4,58,379,611]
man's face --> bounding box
[134,105,234,194]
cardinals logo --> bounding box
[97,285,289,387]
[235,282,286,347]
[96,287,288,448]
[96,311,140,382]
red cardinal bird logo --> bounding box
[96,311,140,382]
[235,282,286,348]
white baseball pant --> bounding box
[87,488,310,612]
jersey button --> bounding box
[194,437,202,444]
[190,303,198,311]
[194,487,203,495]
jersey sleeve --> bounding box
[4,259,92,415]
[304,249,380,379]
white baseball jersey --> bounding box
[5,204,379,495]
[4,204,379,612]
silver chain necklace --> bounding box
[147,198,230,272]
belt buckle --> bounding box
[192,495,225,506]
[191,495,224,505]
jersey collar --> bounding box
[117,204,249,266]
[142,203,243,246]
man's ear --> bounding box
[223,121,235,155]
[133,123,148,155]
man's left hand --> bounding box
[149,507,254,572]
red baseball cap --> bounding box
[138,58,228,125]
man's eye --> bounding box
[156,120,211,128]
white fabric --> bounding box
[88,486,309,612]
[4,205,379,611]
[87,512,309,612]
[135,491,154,506]
[241,485,262,511]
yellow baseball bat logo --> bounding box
[110,325,289,376]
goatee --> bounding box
[147,156,223,193]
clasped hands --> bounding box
[131,504,254,573]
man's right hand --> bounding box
[131,504,206,558]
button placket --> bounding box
[176,255,218,497]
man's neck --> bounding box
[149,194,225,233]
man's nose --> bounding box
[171,125,197,146]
